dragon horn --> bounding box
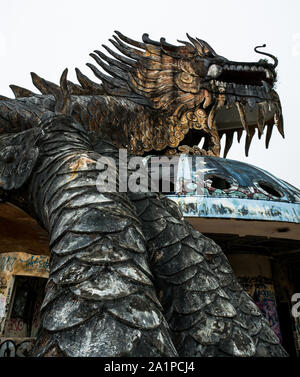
[114,31,145,49]
[186,34,205,55]
[9,85,36,98]
[254,44,278,68]
[57,68,72,115]
[30,72,60,95]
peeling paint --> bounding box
[154,155,300,223]
[169,196,300,223]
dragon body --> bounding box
[0,32,287,356]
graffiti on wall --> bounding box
[238,276,283,344]
[0,277,7,290]
[0,277,7,318]
[0,254,50,273]
[0,295,5,318]
[0,252,49,339]
[169,195,299,223]
[0,338,34,357]
[0,275,14,334]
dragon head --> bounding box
[86,31,283,157]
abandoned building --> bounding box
[0,29,299,357]
[0,154,299,356]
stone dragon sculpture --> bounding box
[0,32,287,356]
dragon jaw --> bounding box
[196,48,282,157]
[199,58,282,157]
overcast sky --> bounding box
[1,0,300,188]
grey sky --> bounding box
[1,0,299,188]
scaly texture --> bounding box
[28,116,177,357]
[129,192,288,357]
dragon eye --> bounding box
[207,64,222,78]
[180,73,193,84]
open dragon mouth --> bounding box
[202,54,282,157]
[206,60,276,104]
[175,58,281,158]
[217,64,274,87]
[210,68,282,157]
[207,64,276,114]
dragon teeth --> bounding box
[257,104,265,133]
[236,102,250,135]
[216,81,227,88]
[223,131,234,158]
[264,69,272,79]
[245,128,255,156]
[225,64,263,72]
[274,111,284,138]
[265,123,274,148]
